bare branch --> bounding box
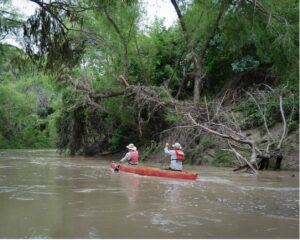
[119,75,129,87]
[198,7,224,64]
[204,96,210,122]
[187,113,255,147]
[245,90,274,141]
[277,93,287,149]
[227,147,258,174]
[245,0,289,25]
[214,91,228,118]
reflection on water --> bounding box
[0,149,298,238]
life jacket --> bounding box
[175,149,184,161]
[129,150,139,164]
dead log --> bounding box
[233,163,258,173]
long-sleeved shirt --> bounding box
[120,150,139,164]
[120,152,131,163]
[164,147,183,171]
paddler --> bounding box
[119,143,139,165]
[164,142,184,171]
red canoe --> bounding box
[111,162,198,180]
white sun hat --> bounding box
[126,143,137,151]
[172,142,182,149]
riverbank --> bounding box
[142,127,299,171]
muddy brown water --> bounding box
[0,149,298,238]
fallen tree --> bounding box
[118,76,295,173]
[57,70,295,173]
[183,85,293,173]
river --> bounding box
[0,149,298,238]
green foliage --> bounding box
[104,97,134,126]
[212,150,235,167]
[129,21,185,88]
[106,99,137,151]
[203,0,299,96]
[234,86,298,131]
[231,55,260,72]
[108,129,124,150]
[0,81,57,148]
[23,1,85,71]
[139,140,158,162]
[201,138,217,150]
[164,114,182,124]
[0,45,58,149]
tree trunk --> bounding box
[193,64,202,108]
[170,0,200,107]
[170,0,225,109]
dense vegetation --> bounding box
[0,0,298,170]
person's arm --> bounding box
[120,152,131,163]
[164,143,173,155]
